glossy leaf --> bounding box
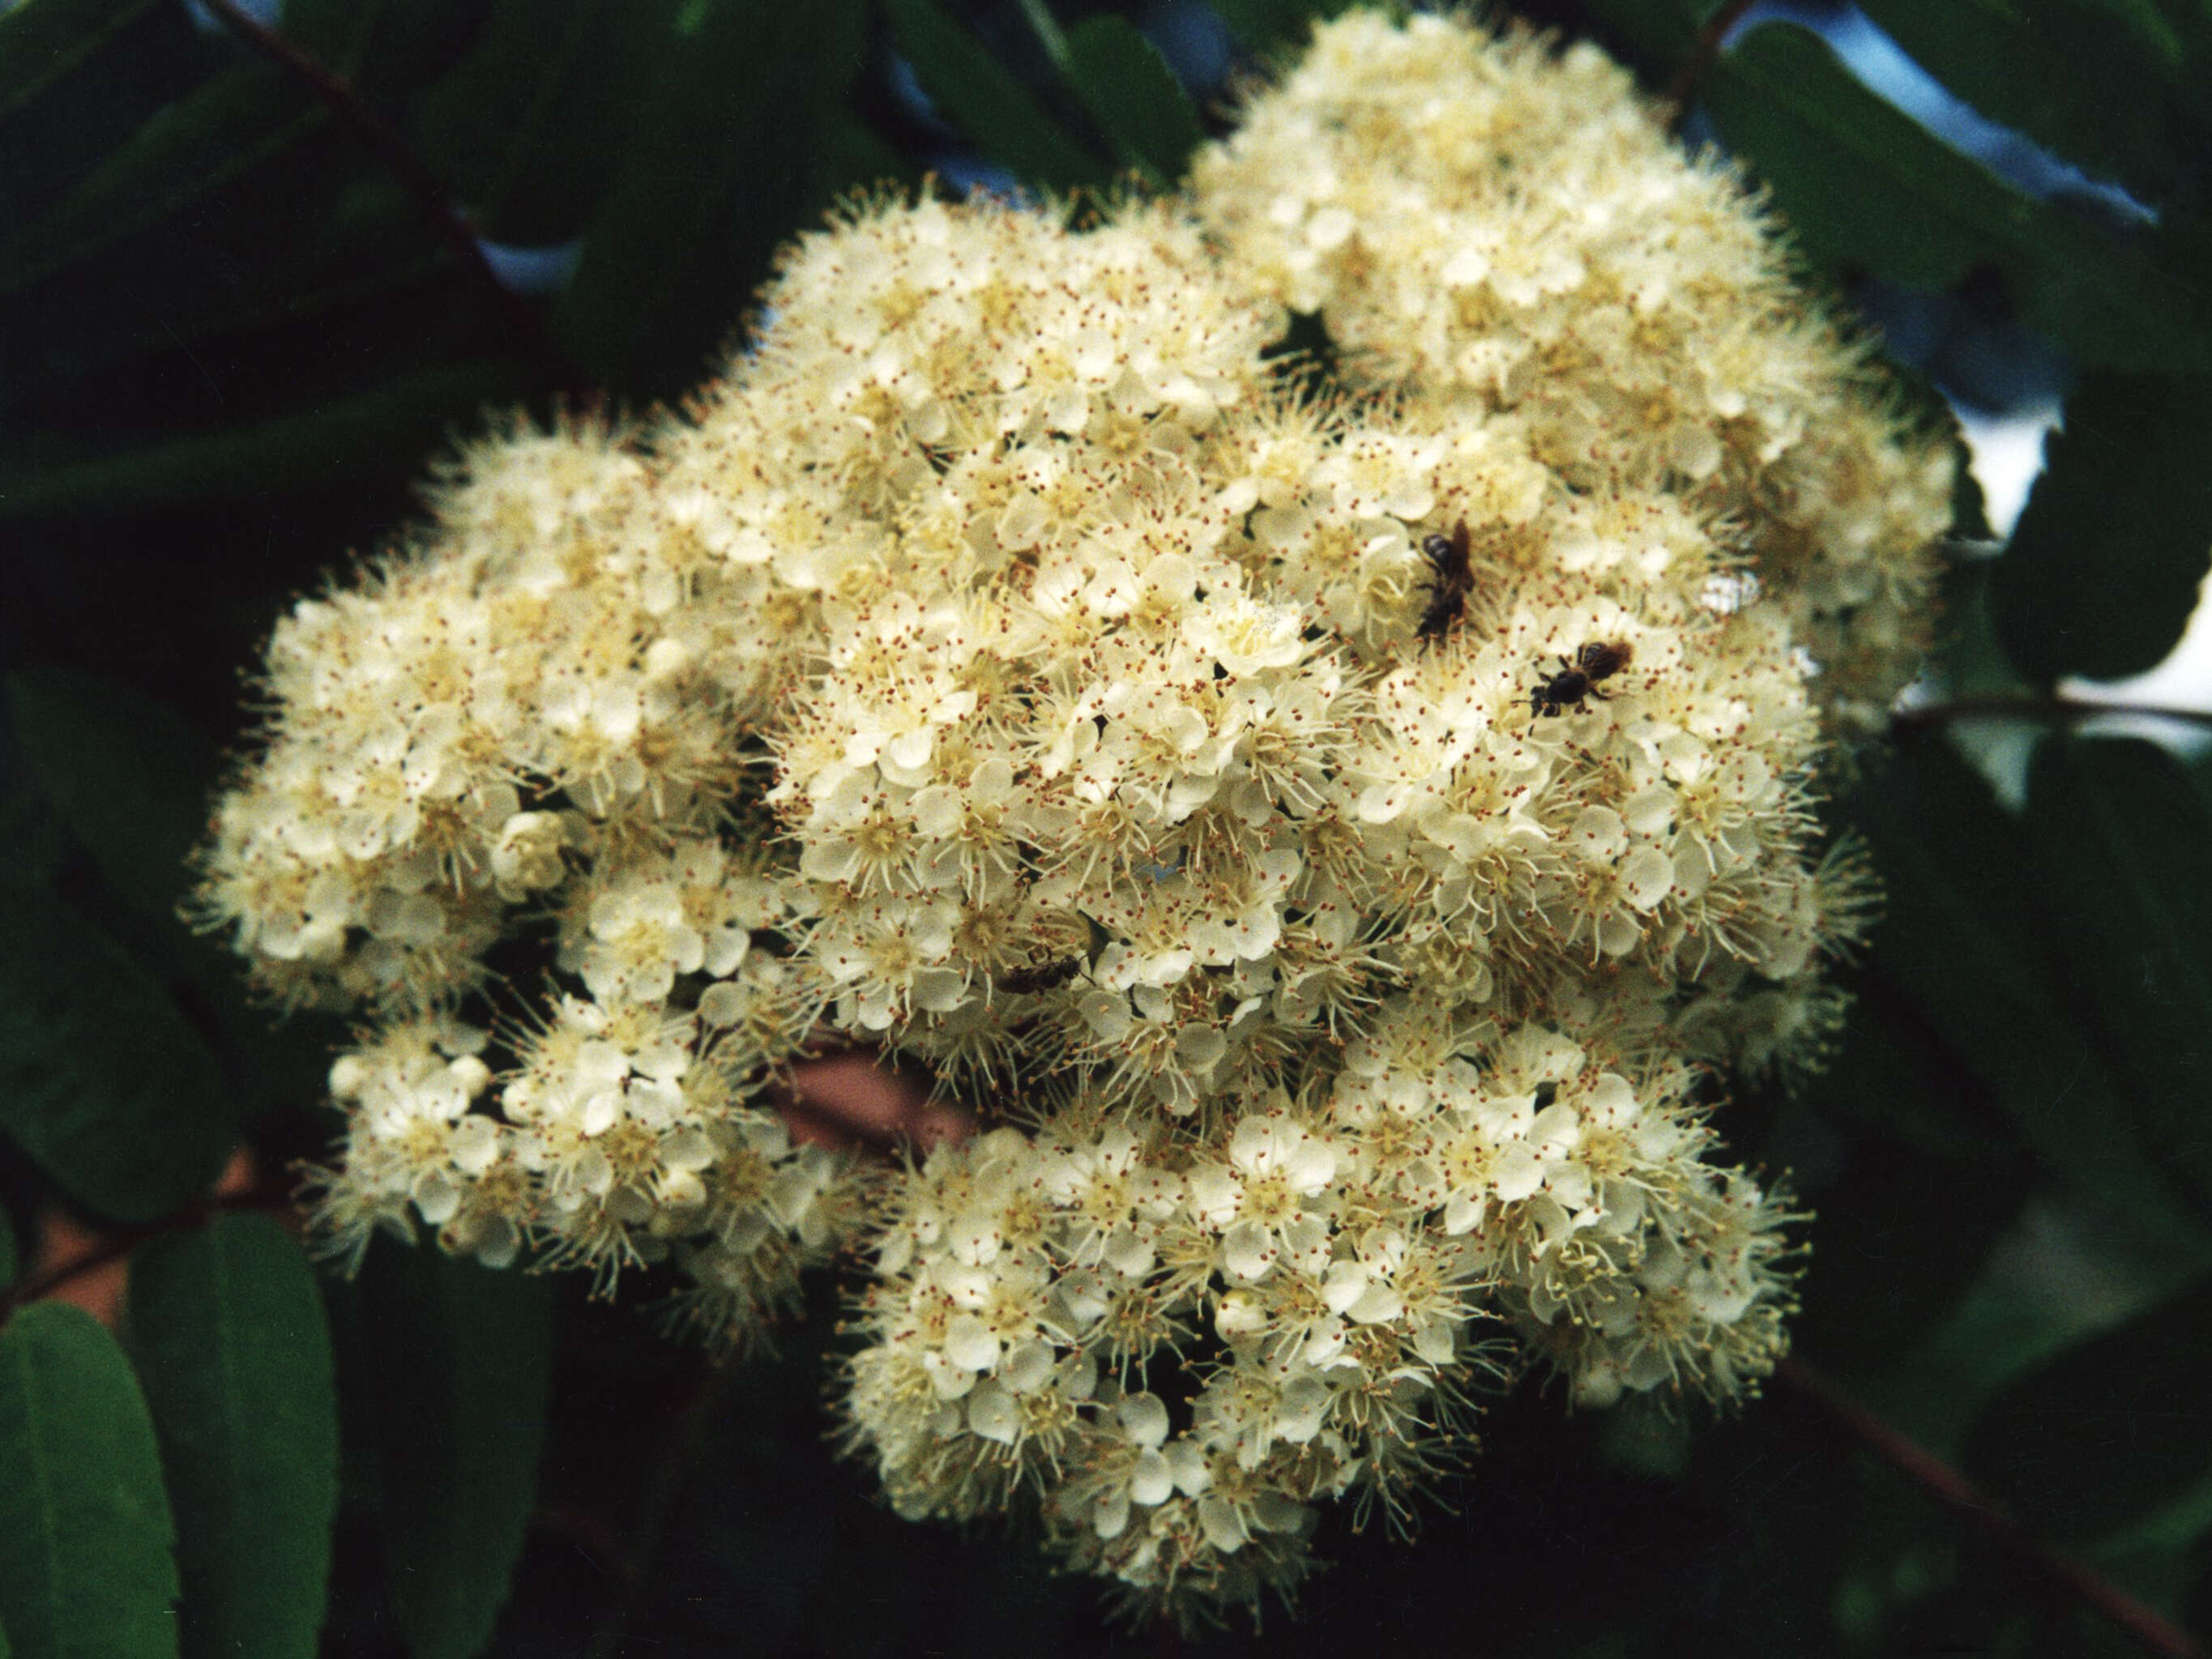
[0,881,233,1222]
[2022,737,2212,1218]
[556,0,866,394]
[6,668,211,924]
[1568,0,1706,75]
[1794,1008,2028,1371]
[0,1303,179,1659]
[1855,0,2199,203]
[1064,15,1206,184]
[415,0,655,245]
[1844,742,2206,1256]
[1206,0,1307,56]
[280,0,470,92]
[1991,373,2212,684]
[0,63,322,300]
[0,359,529,517]
[357,1247,552,1659]
[0,0,168,122]
[128,1216,337,1659]
[6,672,337,1129]
[1968,1279,2212,1542]
[1704,23,2212,372]
[885,0,1106,193]
[0,0,216,241]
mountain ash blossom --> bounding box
[196,8,1947,1627]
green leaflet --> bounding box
[1991,373,2212,684]
[1968,1279,2212,1543]
[1063,15,1206,185]
[0,0,169,122]
[1567,0,1706,75]
[349,1247,553,1659]
[413,0,660,245]
[1791,1009,2031,1373]
[556,0,869,394]
[0,62,324,300]
[0,359,530,516]
[5,668,211,926]
[1705,23,2212,372]
[2022,737,2212,1221]
[1856,0,2201,204]
[1843,742,2210,1260]
[279,0,485,95]
[0,1303,179,1659]
[128,1216,339,1659]
[0,881,234,1223]
[884,0,1107,194]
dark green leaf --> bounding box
[1846,742,2207,1256]
[6,669,211,924]
[0,768,70,900]
[1855,0,2200,203]
[0,0,215,239]
[1704,23,2212,372]
[1063,16,1206,184]
[282,0,485,100]
[415,0,661,245]
[812,111,917,203]
[0,881,233,1223]
[1207,0,1311,57]
[0,0,168,122]
[127,1216,337,1659]
[1931,555,2029,702]
[1706,26,2013,286]
[357,1247,551,1659]
[1793,1018,2027,1371]
[0,359,531,517]
[1969,1279,2212,1542]
[2022,738,2212,1218]
[0,1303,179,1659]
[556,0,866,394]
[0,63,324,299]
[6,674,336,1130]
[1568,0,1705,75]
[884,0,1106,193]
[1868,1179,2203,1456]
[1991,373,2212,684]
[0,1210,15,1294]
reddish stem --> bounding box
[1663,0,1757,131]
[0,1185,294,1323]
[194,0,583,387]
[1776,1358,2207,1659]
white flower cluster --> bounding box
[850,1006,1792,1615]
[1190,10,1955,738]
[196,8,1948,1626]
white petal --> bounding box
[1001,1340,1055,1395]
[1094,1490,1131,1540]
[1130,1448,1175,1507]
[966,1382,1018,1444]
[1117,1392,1171,1449]
[1223,1221,1277,1282]
[1198,1494,1248,1553]
[943,1315,1001,1374]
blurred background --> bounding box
[5,2,2212,1655]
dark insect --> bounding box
[1530,639,1635,717]
[999,957,1083,995]
[1416,519,1475,643]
